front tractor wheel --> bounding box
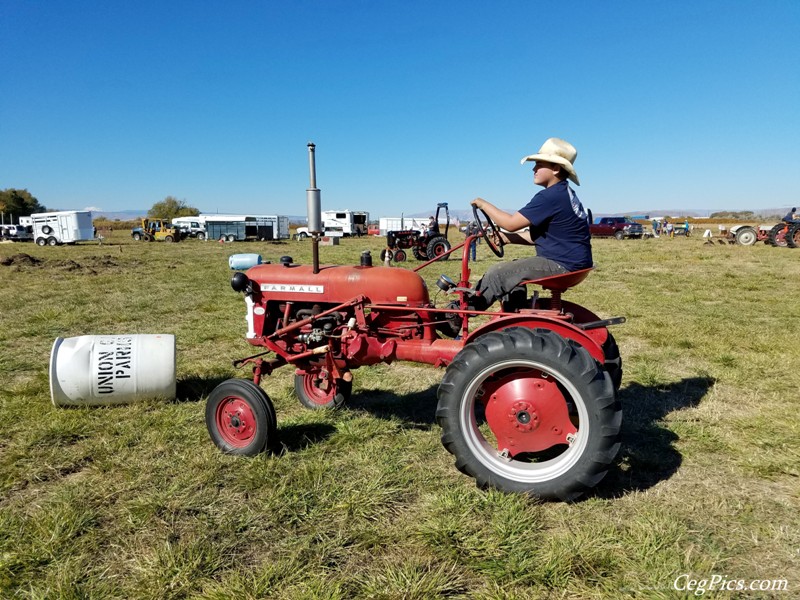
[436,328,621,501]
[394,249,407,262]
[294,371,352,410]
[205,379,277,455]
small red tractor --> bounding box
[380,202,452,263]
[205,144,625,501]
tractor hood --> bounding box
[245,263,430,306]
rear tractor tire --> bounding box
[436,328,621,501]
[426,236,451,261]
[768,223,788,247]
[786,223,800,249]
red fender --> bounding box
[464,315,606,364]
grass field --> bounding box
[1,231,798,599]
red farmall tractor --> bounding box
[380,202,452,263]
[205,144,625,501]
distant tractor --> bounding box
[727,225,771,246]
[131,219,182,242]
[381,202,452,263]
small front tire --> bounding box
[294,372,352,410]
[205,379,277,455]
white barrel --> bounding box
[229,253,262,270]
[50,334,176,407]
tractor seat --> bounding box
[514,267,594,312]
[519,267,594,292]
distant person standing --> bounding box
[652,218,660,237]
[465,221,479,261]
[665,220,674,238]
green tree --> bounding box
[0,188,47,222]
[147,196,199,220]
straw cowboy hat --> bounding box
[520,138,580,185]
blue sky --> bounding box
[2,1,798,217]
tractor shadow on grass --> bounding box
[348,386,439,430]
[349,376,716,499]
[173,375,233,403]
[274,423,338,453]
[596,375,716,498]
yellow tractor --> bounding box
[131,219,182,242]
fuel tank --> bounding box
[245,263,430,306]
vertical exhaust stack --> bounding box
[306,142,322,274]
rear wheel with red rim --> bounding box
[436,328,620,501]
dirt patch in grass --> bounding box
[0,253,42,267]
[0,253,121,274]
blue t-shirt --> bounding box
[518,180,593,272]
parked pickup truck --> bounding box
[590,217,644,240]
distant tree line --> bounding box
[709,210,784,220]
[0,189,47,222]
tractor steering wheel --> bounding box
[472,205,505,258]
